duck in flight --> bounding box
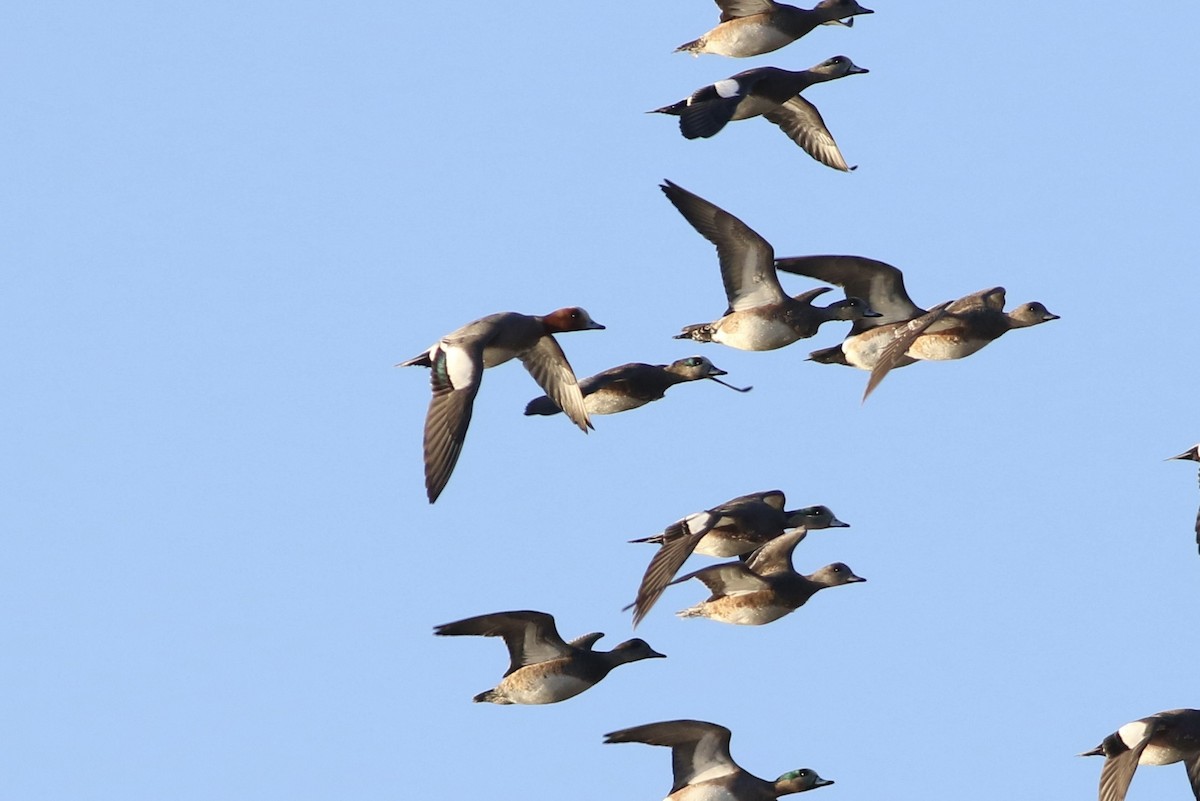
[399,307,604,502]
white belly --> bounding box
[704,20,794,57]
[496,671,591,704]
[905,334,988,361]
[585,389,645,415]
[693,536,755,558]
[842,331,890,369]
[683,595,791,626]
[712,314,798,351]
[1139,742,1186,766]
[669,783,744,801]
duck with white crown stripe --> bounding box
[651,56,868,170]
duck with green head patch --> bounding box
[524,356,749,418]
[605,719,833,800]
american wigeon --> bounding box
[1169,445,1200,554]
[677,0,874,58]
[862,290,1059,398]
[669,528,865,625]
[662,181,877,352]
[605,719,833,800]
[398,308,604,502]
[524,356,750,417]
[652,57,868,169]
[774,255,1058,399]
[1080,709,1200,801]
[777,254,927,370]
[433,610,664,704]
[625,490,848,626]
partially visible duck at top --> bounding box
[774,255,1058,399]
[434,610,664,705]
[524,356,750,418]
[398,308,604,503]
[605,719,834,801]
[677,0,874,59]
[1168,444,1200,555]
[661,181,878,352]
[651,57,868,171]
[625,490,848,626]
[669,528,866,626]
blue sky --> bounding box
[4,2,1200,799]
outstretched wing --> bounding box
[661,180,783,312]
[627,512,719,626]
[863,302,951,401]
[434,610,574,676]
[422,344,485,502]
[669,562,770,598]
[520,336,591,432]
[604,720,739,793]
[763,96,853,171]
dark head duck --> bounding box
[434,610,664,704]
[652,57,868,170]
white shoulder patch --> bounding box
[442,344,479,390]
[713,79,741,99]
[1118,720,1151,749]
[685,512,713,536]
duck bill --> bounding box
[849,65,870,75]
[828,516,851,528]
[814,778,836,788]
[847,576,867,583]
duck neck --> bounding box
[773,6,821,37]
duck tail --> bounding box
[396,351,431,368]
[675,323,715,343]
[676,605,704,619]
[674,37,705,56]
[472,689,509,704]
[808,344,849,366]
[523,396,562,417]
[650,99,687,116]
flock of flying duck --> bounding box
[405,2,1200,799]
